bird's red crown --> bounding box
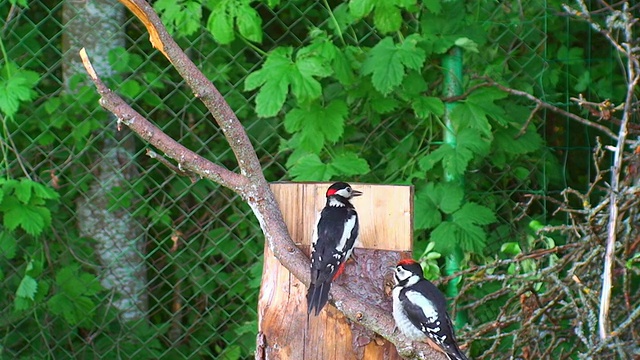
[398,258,418,266]
[326,188,338,196]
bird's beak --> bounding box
[352,190,363,197]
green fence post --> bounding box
[442,46,468,330]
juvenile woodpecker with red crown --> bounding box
[392,259,469,360]
[307,182,362,316]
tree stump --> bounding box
[258,183,413,359]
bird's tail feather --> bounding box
[446,346,469,360]
[306,281,331,316]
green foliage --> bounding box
[244,46,332,117]
[284,100,348,152]
[415,182,496,254]
[417,241,442,281]
[0,178,59,236]
[206,0,263,44]
[47,265,102,325]
[287,151,371,181]
[154,0,203,36]
[0,63,39,118]
[361,35,426,95]
[349,0,418,34]
[5,0,624,357]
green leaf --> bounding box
[10,0,28,6]
[48,293,95,325]
[454,37,479,53]
[361,35,426,95]
[430,221,457,254]
[44,97,61,114]
[414,183,442,230]
[288,154,331,181]
[155,0,203,37]
[452,87,508,134]
[492,124,543,157]
[31,182,60,201]
[349,0,375,18]
[120,80,142,99]
[373,2,402,33]
[501,242,522,256]
[236,3,263,43]
[16,275,38,300]
[422,144,473,177]
[574,71,591,92]
[107,47,130,73]
[219,344,242,360]
[14,296,32,311]
[371,97,400,114]
[56,265,102,298]
[0,67,40,118]
[3,202,48,236]
[402,71,428,96]
[435,182,464,214]
[424,0,442,13]
[0,231,17,259]
[284,100,348,152]
[290,53,332,102]
[418,146,445,173]
[245,47,331,117]
[349,0,417,33]
[454,222,487,254]
[329,152,370,177]
[332,49,356,85]
[435,201,496,254]
[557,45,584,64]
[418,126,491,178]
[207,0,235,44]
[412,96,444,118]
[453,202,497,226]
[244,47,293,117]
[457,127,491,157]
[15,178,33,204]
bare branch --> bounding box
[79,48,247,191]
[580,0,640,340]
[478,75,620,141]
[119,0,264,179]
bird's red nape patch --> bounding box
[398,258,418,266]
[326,188,338,196]
[332,262,346,280]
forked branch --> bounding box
[79,0,443,358]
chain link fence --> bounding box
[2,0,635,359]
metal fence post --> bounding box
[442,46,467,330]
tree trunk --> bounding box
[63,0,147,321]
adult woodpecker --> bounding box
[392,259,469,360]
[307,182,362,316]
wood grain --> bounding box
[258,183,413,360]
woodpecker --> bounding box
[392,259,469,360]
[307,182,362,316]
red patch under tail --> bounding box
[332,262,346,280]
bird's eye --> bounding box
[346,187,351,192]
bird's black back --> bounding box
[399,278,460,349]
[309,200,359,284]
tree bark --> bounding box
[63,0,147,321]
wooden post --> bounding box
[258,183,413,359]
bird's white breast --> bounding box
[392,287,428,341]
